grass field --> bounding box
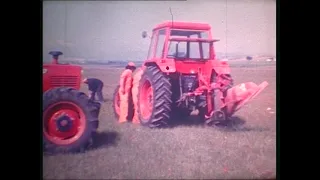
[43,61,276,179]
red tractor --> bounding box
[43,51,101,153]
[113,21,268,128]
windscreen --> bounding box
[167,30,211,60]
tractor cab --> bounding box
[143,21,221,74]
[43,51,83,92]
[167,29,219,61]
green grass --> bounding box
[43,63,276,179]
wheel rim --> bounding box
[43,101,86,145]
[114,91,120,116]
[140,80,153,119]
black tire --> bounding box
[137,66,172,128]
[91,101,101,130]
[43,87,100,154]
[112,84,134,122]
[112,85,120,119]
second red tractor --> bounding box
[113,21,268,128]
[43,51,101,153]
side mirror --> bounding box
[142,31,148,38]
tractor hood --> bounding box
[42,64,83,92]
[43,64,82,76]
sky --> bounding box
[43,0,276,62]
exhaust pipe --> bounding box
[49,51,63,64]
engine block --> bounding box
[181,74,199,93]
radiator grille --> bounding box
[50,76,78,88]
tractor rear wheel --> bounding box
[112,85,120,119]
[138,66,172,128]
[43,87,100,154]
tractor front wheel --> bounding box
[138,66,172,128]
[43,87,100,154]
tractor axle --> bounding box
[55,115,74,132]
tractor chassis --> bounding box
[174,72,233,124]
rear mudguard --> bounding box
[224,81,268,116]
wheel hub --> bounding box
[43,101,87,145]
[55,114,73,132]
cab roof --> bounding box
[153,21,211,31]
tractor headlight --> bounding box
[43,68,48,74]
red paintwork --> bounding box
[140,80,153,119]
[43,58,82,92]
[169,37,219,43]
[143,21,268,118]
[154,21,211,31]
[43,101,86,145]
[224,81,269,115]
